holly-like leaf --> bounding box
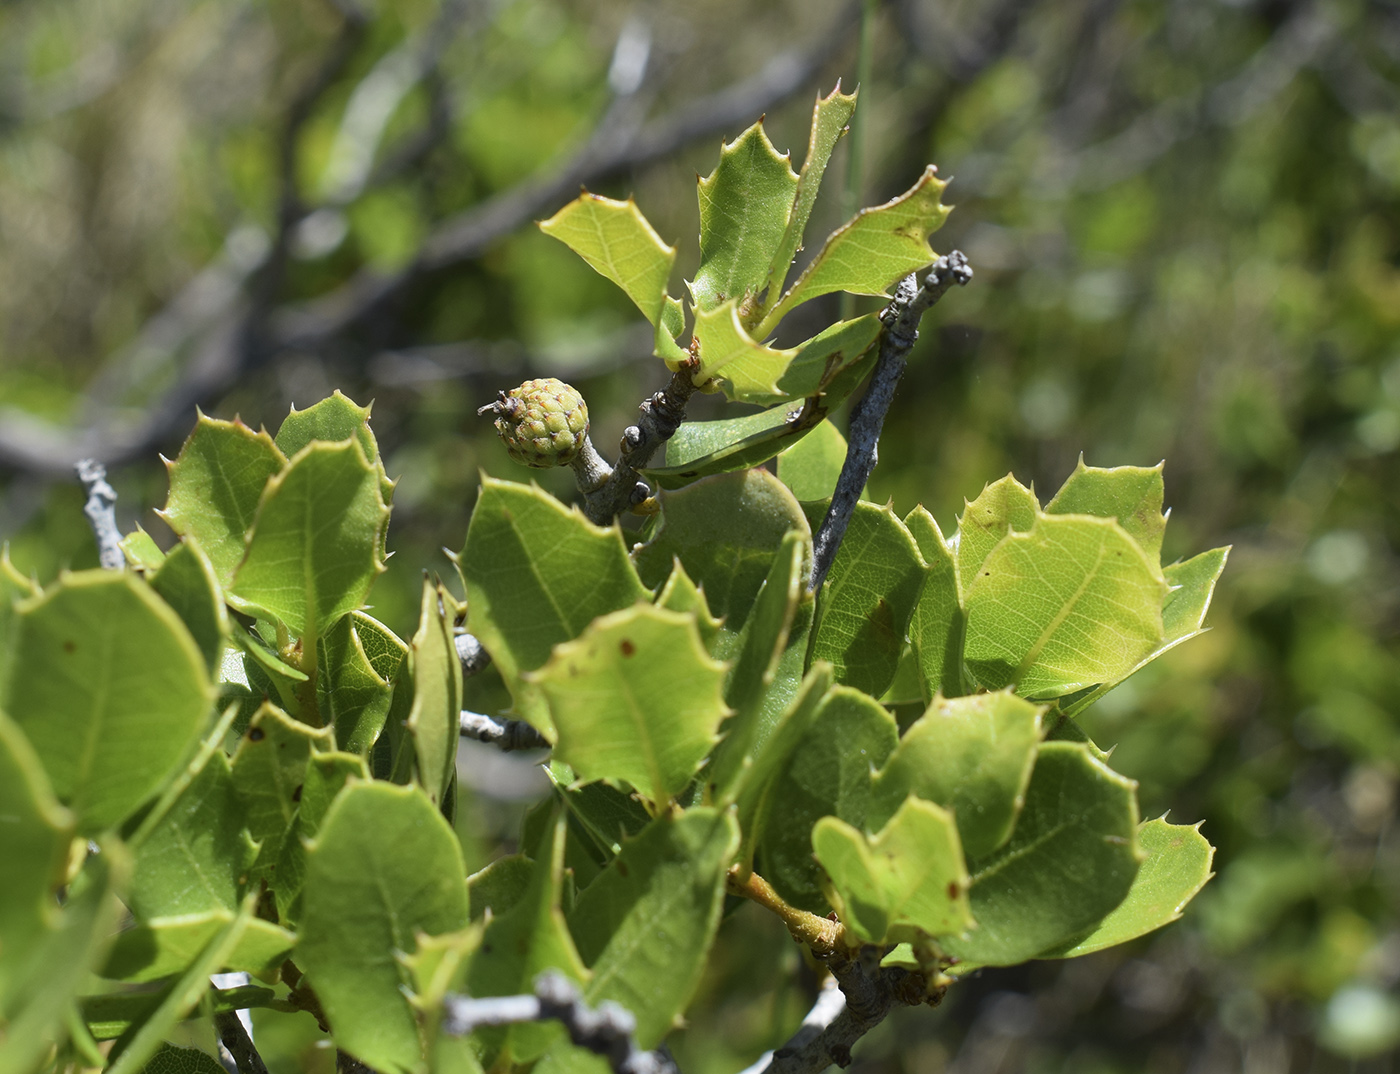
[905,506,967,699]
[102,913,295,983]
[318,611,405,754]
[942,742,1141,968]
[127,750,253,921]
[653,560,722,653]
[467,815,588,1066]
[467,855,534,922]
[691,120,799,315]
[274,389,394,506]
[119,527,165,572]
[760,83,859,313]
[230,620,306,716]
[812,796,971,945]
[778,419,848,502]
[300,782,470,1074]
[150,539,228,673]
[161,415,287,588]
[752,685,898,911]
[692,297,798,397]
[3,571,211,832]
[1045,459,1168,562]
[963,514,1167,698]
[806,500,926,699]
[706,530,810,800]
[771,314,882,402]
[646,401,827,490]
[1040,817,1214,958]
[757,166,951,335]
[567,808,740,1049]
[230,703,329,884]
[0,846,126,1074]
[230,439,388,643]
[0,710,74,997]
[955,475,1039,595]
[460,479,650,736]
[869,691,1044,859]
[533,605,727,810]
[1061,545,1230,717]
[270,751,368,928]
[633,470,810,660]
[539,193,678,329]
[406,577,463,808]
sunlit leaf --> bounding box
[778,419,848,502]
[691,296,797,392]
[318,611,404,754]
[406,577,462,808]
[1045,458,1168,561]
[534,605,727,809]
[813,795,971,944]
[568,808,740,1049]
[905,506,966,699]
[963,514,1167,698]
[955,475,1038,595]
[150,538,227,673]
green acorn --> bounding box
[479,378,590,468]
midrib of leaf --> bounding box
[1010,535,1108,687]
[168,796,231,910]
[213,447,258,535]
[968,818,1073,886]
[586,214,648,298]
[585,859,698,1005]
[73,618,117,810]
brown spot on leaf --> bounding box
[617,860,630,878]
[248,727,265,742]
[620,639,636,657]
[947,881,960,900]
[63,640,75,653]
[292,784,303,803]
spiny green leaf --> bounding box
[101,913,295,983]
[134,1043,226,1074]
[761,83,859,313]
[753,685,898,912]
[813,796,972,944]
[757,165,951,334]
[955,475,1039,595]
[963,514,1167,699]
[230,439,389,642]
[806,500,926,698]
[274,389,394,509]
[778,419,848,502]
[869,691,1044,859]
[653,559,722,653]
[119,527,166,572]
[633,470,810,660]
[270,751,368,928]
[539,193,678,328]
[467,855,534,922]
[1061,545,1229,717]
[646,401,827,489]
[318,611,404,754]
[707,531,810,801]
[4,570,211,833]
[0,845,126,1074]
[549,775,652,863]
[0,710,74,999]
[406,577,463,808]
[467,815,587,1066]
[128,749,253,920]
[300,781,469,1074]
[105,897,256,1074]
[771,314,882,402]
[150,538,227,673]
[534,605,727,810]
[568,808,740,1049]
[942,742,1141,968]
[734,663,833,866]
[691,120,799,315]
[161,414,287,589]
[460,478,650,737]
[692,296,797,391]
[230,703,328,885]
[1040,817,1214,958]
[905,506,967,699]
[1046,458,1168,562]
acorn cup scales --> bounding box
[480,378,590,468]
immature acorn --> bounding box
[479,378,590,468]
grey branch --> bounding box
[737,977,846,1074]
[580,361,699,525]
[213,1010,269,1074]
[75,460,125,570]
[443,971,678,1074]
[454,632,493,677]
[809,252,972,594]
[459,710,549,752]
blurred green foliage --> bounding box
[3,0,1400,1069]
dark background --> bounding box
[2,0,1399,1070]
